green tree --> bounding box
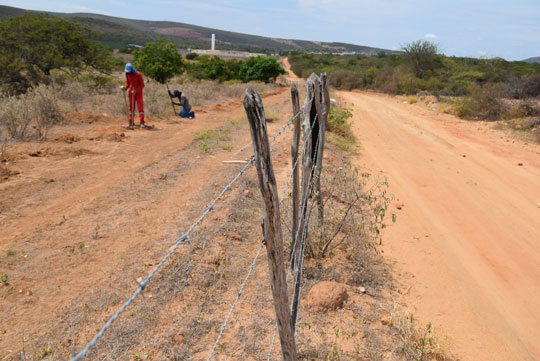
[238,56,285,83]
[188,55,234,81]
[0,14,113,94]
[133,38,185,83]
[401,40,439,78]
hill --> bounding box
[0,5,396,55]
[523,57,540,63]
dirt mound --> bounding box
[304,281,348,312]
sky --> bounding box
[2,0,539,61]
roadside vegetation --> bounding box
[0,15,284,142]
[289,41,540,127]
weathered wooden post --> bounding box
[291,74,316,271]
[290,84,301,257]
[289,75,319,331]
[315,73,329,226]
[243,88,297,361]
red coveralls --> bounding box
[125,71,145,124]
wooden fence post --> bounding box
[315,73,329,226]
[243,88,297,361]
[289,74,319,331]
[290,84,301,259]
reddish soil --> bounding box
[0,88,293,357]
[342,90,540,361]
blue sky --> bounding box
[2,0,539,60]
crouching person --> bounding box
[168,90,195,118]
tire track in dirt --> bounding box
[342,90,540,361]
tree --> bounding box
[0,14,113,94]
[188,55,234,82]
[238,56,285,83]
[401,40,439,78]
[133,39,185,84]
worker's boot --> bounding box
[127,122,134,130]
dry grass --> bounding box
[391,305,456,361]
[0,72,279,141]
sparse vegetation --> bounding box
[194,128,231,153]
[289,46,540,122]
[0,14,113,95]
[301,163,393,259]
[325,104,357,152]
[392,307,455,361]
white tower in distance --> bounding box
[211,34,215,51]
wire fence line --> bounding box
[66,110,302,361]
[205,113,314,361]
[205,240,265,361]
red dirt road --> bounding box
[342,90,540,361]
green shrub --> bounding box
[238,56,285,83]
[188,55,234,82]
[327,106,353,137]
[0,14,113,95]
[185,52,198,60]
[455,84,506,121]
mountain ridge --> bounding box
[523,57,540,63]
[0,5,397,55]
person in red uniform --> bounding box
[122,63,145,129]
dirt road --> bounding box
[342,90,540,361]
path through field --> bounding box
[342,90,540,361]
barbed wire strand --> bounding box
[67,110,301,361]
[206,241,265,361]
[206,114,308,361]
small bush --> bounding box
[327,106,353,137]
[405,96,418,104]
[185,52,198,60]
[455,84,506,121]
[0,84,62,140]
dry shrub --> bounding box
[392,306,456,361]
[280,161,394,261]
[0,84,63,140]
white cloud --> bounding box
[424,33,437,39]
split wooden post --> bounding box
[290,84,301,258]
[315,73,329,226]
[289,75,318,331]
[291,74,315,271]
[243,88,297,361]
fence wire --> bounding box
[67,110,301,361]
[206,113,306,361]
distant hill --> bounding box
[0,5,397,55]
[523,57,540,63]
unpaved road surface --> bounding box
[342,90,540,361]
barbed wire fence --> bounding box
[61,72,329,361]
